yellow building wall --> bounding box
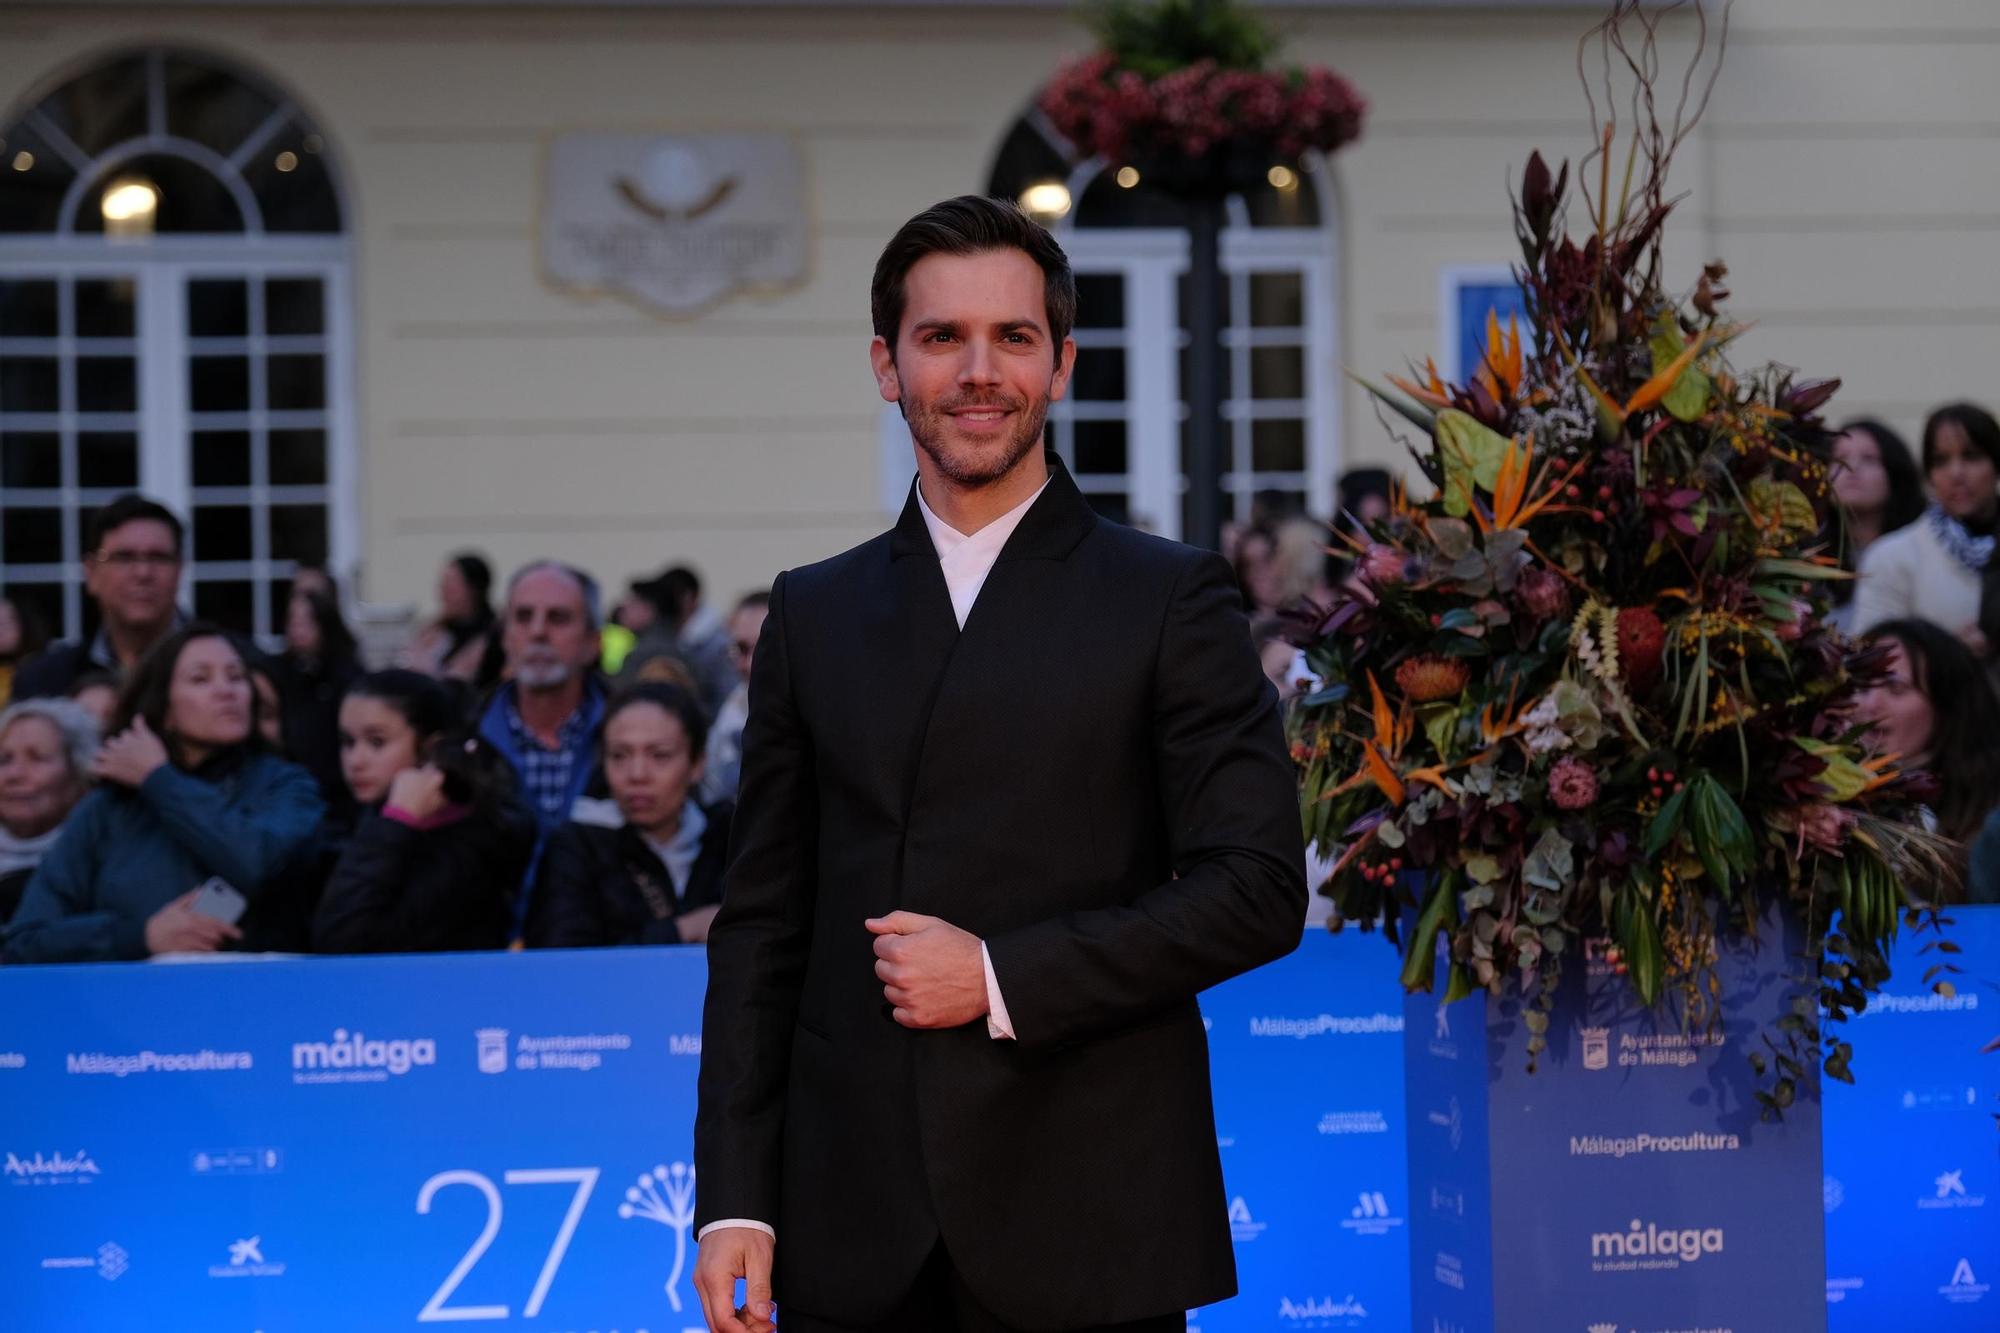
[0,2,1992,615]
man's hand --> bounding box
[693,1226,775,1333]
[865,911,989,1029]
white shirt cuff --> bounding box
[697,1219,775,1242]
[981,941,1016,1040]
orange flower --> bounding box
[1395,654,1470,703]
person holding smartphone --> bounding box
[2,624,324,963]
[310,670,535,954]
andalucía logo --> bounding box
[290,1029,436,1084]
[1590,1219,1724,1272]
[1277,1294,1368,1320]
[1227,1196,1267,1242]
[5,1149,99,1184]
[1941,1258,1990,1305]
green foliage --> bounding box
[1085,0,1279,76]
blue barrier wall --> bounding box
[1,913,1993,1332]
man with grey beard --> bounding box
[477,560,607,934]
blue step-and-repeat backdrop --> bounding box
[1,913,1994,1333]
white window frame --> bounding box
[0,241,357,639]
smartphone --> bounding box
[190,877,248,927]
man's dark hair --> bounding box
[88,494,184,556]
[870,195,1077,360]
[734,590,771,615]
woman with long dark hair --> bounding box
[1826,419,1925,632]
[1855,404,2000,667]
[312,669,535,953]
[273,583,363,810]
[526,682,732,947]
[405,551,498,683]
[2,624,323,962]
[1854,620,2000,896]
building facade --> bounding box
[0,0,1989,634]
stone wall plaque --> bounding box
[541,132,807,315]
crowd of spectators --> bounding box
[1,409,1996,965]
[0,493,765,962]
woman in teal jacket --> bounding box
[3,624,323,963]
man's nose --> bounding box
[958,343,1002,387]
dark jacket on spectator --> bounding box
[0,869,31,926]
[2,752,323,963]
[8,615,186,701]
[526,802,732,948]
[312,796,537,954]
[272,651,363,815]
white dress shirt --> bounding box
[695,475,1049,1246]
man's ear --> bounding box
[1049,335,1078,403]
[870,335,902,405]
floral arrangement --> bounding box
[1290,8,1955,1113]
[1037,0,1365,167]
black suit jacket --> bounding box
[694,456,1305,1328]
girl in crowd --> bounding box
[3,625,323,962]
[1855,404,2000,668]
[527,682,732,948]
[405,552,497,683]
[1854,618,2000,900]
[1825,419,1925,634]
[312,669,534,953]
[0,698,97,923]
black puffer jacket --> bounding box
[311,796,536,954]
[525,803,732,948]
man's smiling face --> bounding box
[875,247,1075,490]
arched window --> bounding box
[0,47,351,643]
[987,108,1342,539]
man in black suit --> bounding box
[693,196,1305,1333]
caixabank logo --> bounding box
[291,1028,437,1085]
[1588,1218,1724,1273]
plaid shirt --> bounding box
[501,693,595,826]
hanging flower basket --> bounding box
[1035,1,1366,194]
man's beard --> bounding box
[902,386,1053,488]
[514,655,575,691]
